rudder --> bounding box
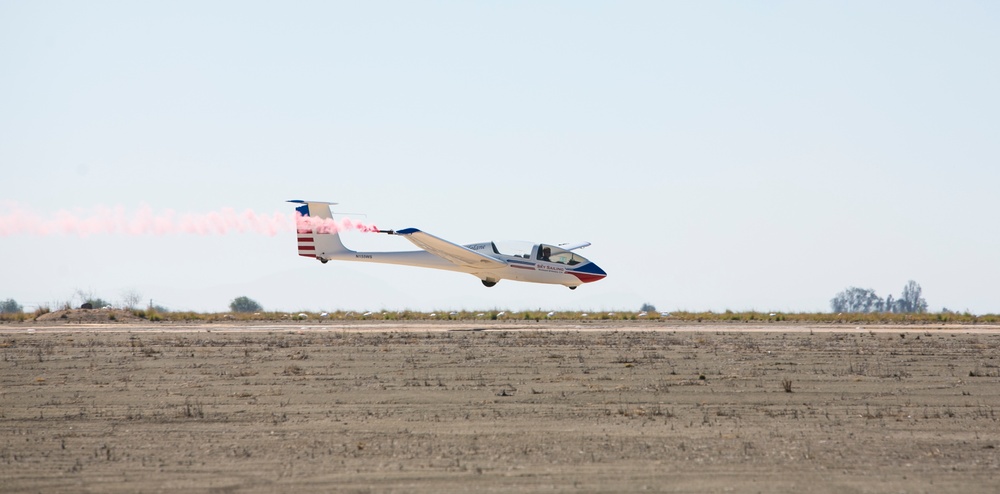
[287,200,352,261]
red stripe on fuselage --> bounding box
[570,272,606,283]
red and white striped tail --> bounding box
[297,233,317,258]
[293,201,321,258]
[288,200,351,261]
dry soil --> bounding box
[1,321,998,493]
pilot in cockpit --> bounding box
[539,246,551,262]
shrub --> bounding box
[229,296,263,313]
[782,378,793,393]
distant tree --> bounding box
[1,298,23,314]
[897,280,928,313]
[830,287,884,313]
[640,303,657,312]
[120,289,142,311]
[229,296,263,313]
[831,280,929,314]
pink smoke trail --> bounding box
[294,213,380,234]
[0,204,379,237]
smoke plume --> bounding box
[0,204,379,237]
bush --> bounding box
[83,298,112,309]
[229,296,263,313]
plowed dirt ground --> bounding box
[1,321,998,492]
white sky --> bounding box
[2,1,998,314]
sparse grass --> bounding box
[0,312,31,322]
[666,311,999,325]
[8,306,998,324]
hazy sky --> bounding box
[2,1,998,314]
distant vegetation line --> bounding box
[2,285,996,324]
[2,307,998,324]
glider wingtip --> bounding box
[287,199,338,205]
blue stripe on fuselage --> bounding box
[571,262,606,276]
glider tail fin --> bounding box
[288,200,352,261]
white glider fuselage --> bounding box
[291,201,607,289]
[313,234,602,288]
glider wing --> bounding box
[559,242,592,251]
[394,228,507,269]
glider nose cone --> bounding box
[573,262,607,283]
[590,263,607,280]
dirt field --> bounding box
[1,321,998,493]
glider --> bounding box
[289,200,606,289]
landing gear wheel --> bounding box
[319,258,329,264]
[481,280,497,288]
[568,286,577,290]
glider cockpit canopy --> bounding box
[494,241,591,266]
